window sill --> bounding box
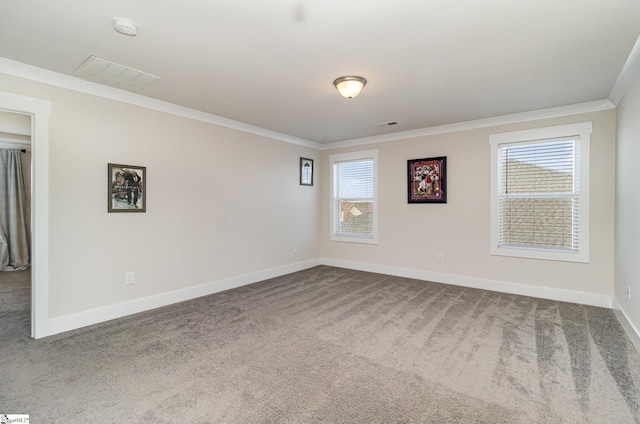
[490,245,589,263]
[330,235,378,245]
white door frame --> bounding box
[0,90,51,338]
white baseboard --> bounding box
[47,259,321,337]
[320,258,612,308]
[47,257,619,338]
[612,298,640,353]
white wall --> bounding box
[0,69,623,336]
[321,110,616,303]
[0,73,321,324]
[614,66,640,344]
[0,110,31,136]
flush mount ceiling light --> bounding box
[113,17,137,36]
[333,76,367,99]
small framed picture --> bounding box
[108,163,146,212]
[300,157,314,186]
[408,156,447,203]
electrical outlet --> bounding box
[125,272,135,285]
[437,253,444,262]
[293,244,299,254]
[628,285,632,301]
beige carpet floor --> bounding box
[1,266,639,423]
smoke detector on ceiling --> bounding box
[113,17,137,36]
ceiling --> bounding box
[1,0,639,144]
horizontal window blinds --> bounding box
[498,138,578,251]
[333,159,374,238]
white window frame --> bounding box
[329,149,378,244]
[489,122,591,263]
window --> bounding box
[489,122,591,263]
[330,150,378,244]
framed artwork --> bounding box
[300,157,314,186]
[108,163,146,212]
[408,156,447,203]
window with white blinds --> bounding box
[499,138,578,250]
[329,150,378,244]
[490,123,591,263]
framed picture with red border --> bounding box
[407,156,446,203]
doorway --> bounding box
[0,111,31,337]
[0,90,51,338]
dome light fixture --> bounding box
[333,76,367,99]
[113,17,138,36]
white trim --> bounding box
[0,90,51,116]
[0,57,320,150]
[321,257,612,308]
[489,122,591,263]
[489,121,593,144]
[329,149,379,244]
[0,137,29,144]
[0,139,31,151]
[320,100,613,150]
[612,298,640,353]
[47,259,320,336]
[0,90,51,338]
[1,58,617,151]
[32,110,51,337]
[609,33,640,106]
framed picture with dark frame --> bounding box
[300,157,314,186]
[407,156,447,203]
[108,163,146,212]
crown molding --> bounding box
[0,57,321,150]
[0,57,620,153]
[320,99,614,150]
[609,33,640,106]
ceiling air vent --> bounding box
[74,56,160,92]
[375,121,398,127]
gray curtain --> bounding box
[0,149,30,271]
